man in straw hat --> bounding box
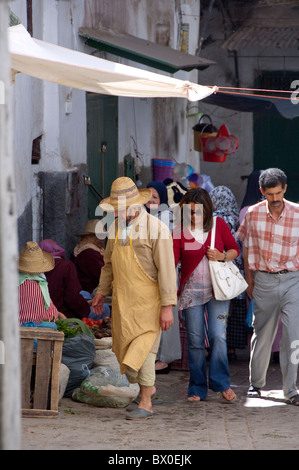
[18,241,62,325]
[92,177,177,420]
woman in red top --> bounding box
[173,187,239,403]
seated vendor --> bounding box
[72,220,105,295]
[39,239,91,319]
[18,241,62,325]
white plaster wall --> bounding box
[10,0,204,221]
[10,0,88,220]
[10,0,44,217]
[57,0,87,170]
[84,0,203,182]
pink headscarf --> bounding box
[39,239,65,259]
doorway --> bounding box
[253,71,299,203]
[86,94,118,219]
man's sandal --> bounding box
[287,394,299,406]
[126,408,153,420]
[126,397,140,412]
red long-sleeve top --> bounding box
[173,216,239,297]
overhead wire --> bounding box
[205,85,299,101]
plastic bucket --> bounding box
[192,114,218,152]
[152,159,175,182]
[194,131,217,152]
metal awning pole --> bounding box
[197,0,216,56]
[0,0,21,450]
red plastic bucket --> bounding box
[152,159,175,182]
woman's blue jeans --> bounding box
[183,298,230,400]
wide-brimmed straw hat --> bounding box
[100,177,151,211]
[18,241,55,274]
[75,219,105,237]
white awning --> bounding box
[8,24,216,102]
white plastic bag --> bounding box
[209,217,248,301]
[72,366,139,408]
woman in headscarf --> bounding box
[209,186,248,360]
[239,170,264,224]
[145,181,174,233]
[145,181,181,373]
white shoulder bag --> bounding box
[209,217,248,301]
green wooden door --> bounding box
[86,94,118,219]
[253,72,299,203]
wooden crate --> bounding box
[20,327,64,418]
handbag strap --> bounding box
[210,216,217,250]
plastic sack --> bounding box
[72,366,139,408]
[59,364,70,401]
[61,333,95,397]
[93,348,119,369]
[94,337,113,350]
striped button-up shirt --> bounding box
[18,279,59,325]
[236,199,299,272]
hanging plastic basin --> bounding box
[200,136,227,162]
[152,159,175,182]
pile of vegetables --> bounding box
[82,316,112,339]
[55,318,94,339]
[56,317,112,340]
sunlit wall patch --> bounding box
[0,80,5,105]
[0,340,5,364]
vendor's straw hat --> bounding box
[75,219,105,237]
[100,177,151,211]
[18,241,55,274]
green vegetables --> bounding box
[56,318,94,339]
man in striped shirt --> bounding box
[237,168,299,405]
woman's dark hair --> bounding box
[259,168,287,191]
[179,187,214,232]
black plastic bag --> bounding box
[61,333,95,397]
